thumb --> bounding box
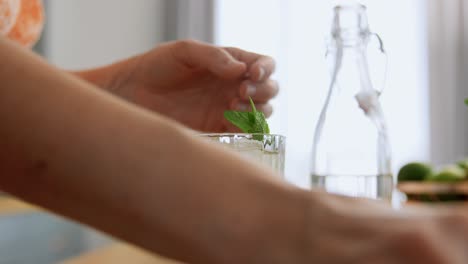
[173,40,247,79]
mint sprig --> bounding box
[224,97,270,139]
[465,98,468,106]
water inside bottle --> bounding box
[310,174,393,201]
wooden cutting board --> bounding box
[398,182,468,195]
[398,182,468,203]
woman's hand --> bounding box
[295,193,468,264]
[76,40,279,132]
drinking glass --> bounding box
[200,133,286,177]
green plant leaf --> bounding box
[223,97,270,137]
[249,97,257,112]
[465,98,468,106]
[224,111,254,132]
[249,112,269,134]
[249,97,270,134]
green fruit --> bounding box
[428,165,466,182]
[457,158,468,171]
[398,162,433,182]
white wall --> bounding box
[428,0,468,165]
[44,0,166,69]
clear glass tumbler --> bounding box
[200,134,286,177]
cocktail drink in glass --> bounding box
[200,134,286,177]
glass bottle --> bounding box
[310,3,393,201]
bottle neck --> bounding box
[329,34,369,50]
[331,4,370,48]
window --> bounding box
[215,0,429,187]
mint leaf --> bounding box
[250,112,270,133]
[248,97,270,134]
[465,98,468,106]
[224,97,270,137]
[224,111,254,132]
[249,97,257,112]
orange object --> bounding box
[0,0,20,35]
[0,0,44,47]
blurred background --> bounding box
[2,0,468,263]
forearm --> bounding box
[0,38,307,263]
[70,56,138,95]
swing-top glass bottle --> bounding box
[310,4,393,201]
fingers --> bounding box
[224,47,276,82]
[224,47,277,118]
[171,41,276,82]
[170,40,278,118]
[229,99,273,118]
[249,56,276,82]
[172,40,247,79]
[239,79,279,102]
[224,47,262,65]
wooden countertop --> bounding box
[0,197,38,215]
[0,198,179,263]
[62,243,180,264]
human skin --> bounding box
[1,37,468,263]
[72,40,279,133]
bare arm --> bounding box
[4,37,468,264]
[0,38,307,263]
[71,60,131,95]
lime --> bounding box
[457,158,468,170]
[398,162,433,182]
[428,165,466,182]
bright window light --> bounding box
[215,0,429,188]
